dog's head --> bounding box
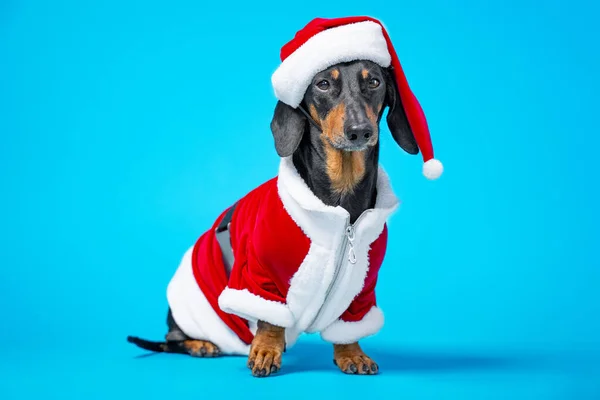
[270,59,419,157]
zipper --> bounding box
[310,212,366,327]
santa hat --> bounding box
[271,16,443,180]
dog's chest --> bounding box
[252,205,389,333]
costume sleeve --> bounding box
[320,276,384,344]
[218,235,295,329]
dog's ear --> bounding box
[384,69,419,155]
[270,101,306,157]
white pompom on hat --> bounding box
[271,16,443,180]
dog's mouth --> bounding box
[340,144,370,152]
[326,136,377,152]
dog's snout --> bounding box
[345,125,373,143]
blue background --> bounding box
[1,0,599,398]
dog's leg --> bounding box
[247,321,285,377]
[177,340,221,357]
[333,342,379,375]
[166,309,221,357]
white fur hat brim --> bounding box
[271,21,392,108]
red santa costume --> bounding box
[166,16,443,355]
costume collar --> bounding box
[277,156,399,246]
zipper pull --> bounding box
[346,225,357,264]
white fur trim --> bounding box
[277,157,398,333]
[320,306,384,344]
[278,157,398,234]
[423,158,443,180]
[166,247,251,355]
[278,156,399,246]
[218,288,295,328]
[272,21,392,108]
[305,237,373,330]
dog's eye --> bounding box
[368,78,381,89]
[316,80,330,91]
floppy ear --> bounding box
[270,101,306,157]
[384,69,419,155]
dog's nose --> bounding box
[345,125,373,142]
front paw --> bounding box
[247,321,285,378]
[247,344,283,377]
[333,343,379,375]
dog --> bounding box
[127,16,442,378]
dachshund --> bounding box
[127,59,421,377]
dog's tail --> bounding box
[127,336,186,354]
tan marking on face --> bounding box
[321,102,346,144]
[309,103,326,133]
[364,104,380,144]
[377,103,383,113]
[331,69,340,80]
[317,102,366,194]
[309,103,320,122]
[361,69,369,79]
[308,103,325,133]
[323,142,366,195]
[365,104,378,126]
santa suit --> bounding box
[166,156,399,355]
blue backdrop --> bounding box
[1,1,599,399]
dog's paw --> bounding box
[181,340,221,358]
[247,344,283,377]
[334,354,379,375]
[247,321,285,377]
[333,343,379,375]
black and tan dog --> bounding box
[128,16,442,377]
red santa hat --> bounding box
[271,16,443,180]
